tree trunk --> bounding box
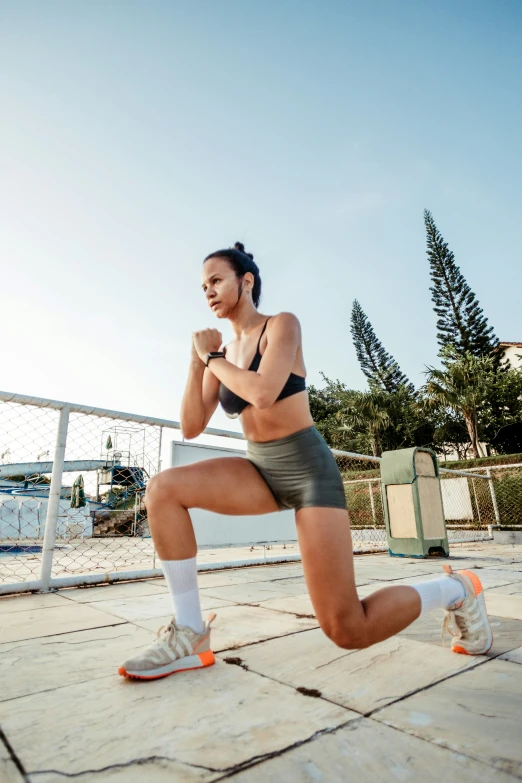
[464,412,482,458]
[371,433,379,457]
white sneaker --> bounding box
[119,613,216,680]
[441,566,493,655]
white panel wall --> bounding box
[0,494,93,539]
[170,441,297,547]
[441,477,474,521]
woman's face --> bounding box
[202,257,250,318]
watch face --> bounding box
[206,351,225,366]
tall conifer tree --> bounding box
[350,300,414,394]
[424,210,497,358]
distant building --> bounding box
[500,342,522,369]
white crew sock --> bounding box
[411,575,466,616]
[160,557,205,633]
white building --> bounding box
[500,342,522,369]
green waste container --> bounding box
[381,447,449,558]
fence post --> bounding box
[368,480,377,526]
[157,425,163,474]
[471,478,482,525]
[40,405,70,592]
[486,468,501,524]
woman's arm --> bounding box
[197,313,301,410]
[180,344,220,439]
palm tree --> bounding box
[422,347,493,458]
[337,390,391,457]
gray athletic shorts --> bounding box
[246,425,347,512]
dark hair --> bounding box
[204,242,262,307]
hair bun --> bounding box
[234,241,254,261]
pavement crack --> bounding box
[29,755,222,778]
[0,726,29,781]
[212,718,364,780]
[367,656,491,718]
[456,701,500,719]
[315,651,354,669]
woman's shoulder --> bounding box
[266,312,302,344]
[267,312,301,329]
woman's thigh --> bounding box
[149,457,281,516]
[295,507,365,638]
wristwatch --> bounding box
[205,351,226,366]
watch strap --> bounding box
[206,351,226,367]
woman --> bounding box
[119,242,492,680]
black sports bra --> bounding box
[218,317,306,418]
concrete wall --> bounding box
[170,441,296,547]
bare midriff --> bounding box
[240,391,314,442]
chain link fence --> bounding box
[333,450,386,551]
[441,463,522,528]
[2,390,520,595]
[333,450,519,547]
[0,394,163,591]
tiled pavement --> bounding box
[1,542,522,782]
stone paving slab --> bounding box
[264,575,308,587]
[59,579,168,604]
[0,592,71,615]
[352,563,432,581]
[0,603,126,644]
[1,543,521,780]
[483,593,522,620]
[254,593,316,617]
[0,624,155,702]
[499,645,522,665]
[132,603,318,651]
[232,629,484,714]
[182,564,306,590]
[89,591,233,622]
[229,717,521,783]
[197,544,300,566]
[0,741,24,783]
[0,661,353,778]
[374,659,522,778]
[488,582,522,595]
[463,569,522,590]
[199,581,310,605]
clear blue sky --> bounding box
[1,0,521,437]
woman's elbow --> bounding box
[181,428,201,440]
[180,418,204,440]
[254,391,277,410]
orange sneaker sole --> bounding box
[118,649,215,680]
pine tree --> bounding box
[350,300,414,394]
[424,210,497,358]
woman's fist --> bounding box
[192,329,223,363]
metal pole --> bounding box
[471,478,482,525]
[40,406,70,592]
[157,426,163,475]
[368,480,377,525]
[486,468,501,523]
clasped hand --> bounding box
[192,329,223,364]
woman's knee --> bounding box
[319,607,370,650]
[145,469,183,509]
